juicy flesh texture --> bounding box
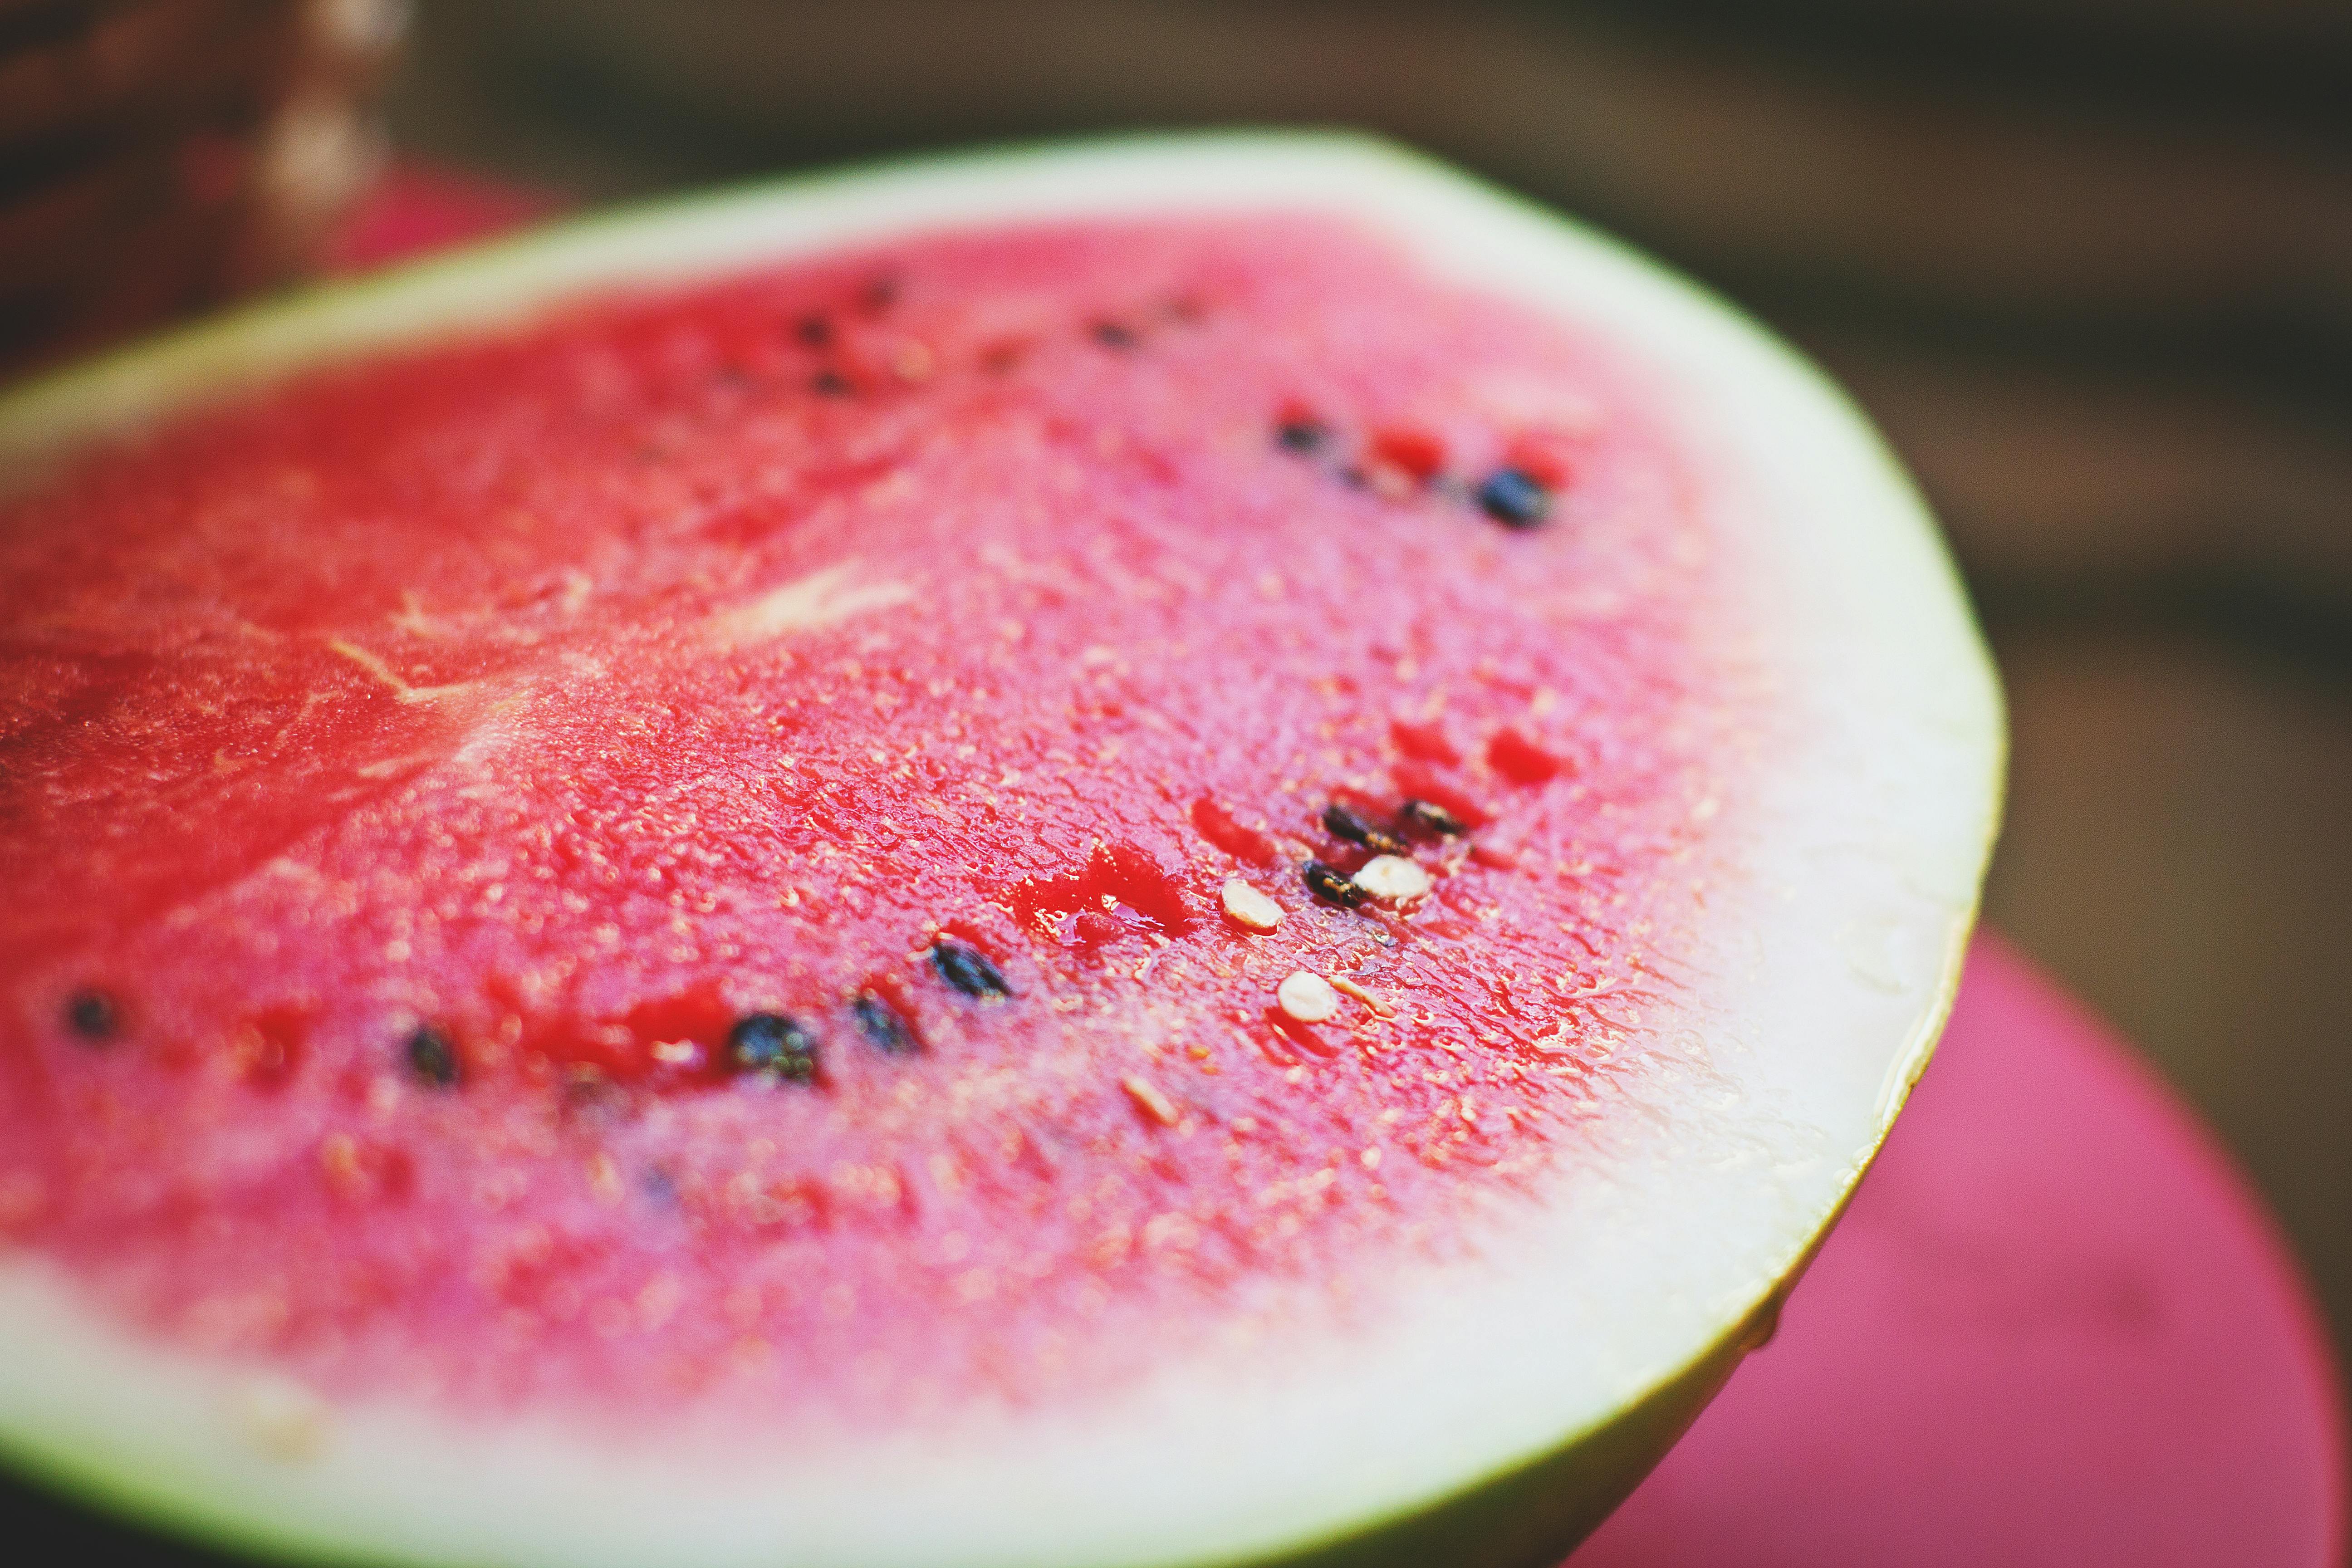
[0,217,1757,1426]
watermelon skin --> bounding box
[0,137,2002,1568]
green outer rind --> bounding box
[0,1428,394,1568]
[0,131,2004,1568]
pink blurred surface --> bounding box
[1578,933,2347,1566]
[333,176,2346,1568]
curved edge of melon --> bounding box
[0,131,2004,1568]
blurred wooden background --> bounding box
[11,0,2348,1399]
[0,0,402,371]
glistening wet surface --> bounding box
[0,214,1763,1421]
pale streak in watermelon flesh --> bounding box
[0,137,2003,1568]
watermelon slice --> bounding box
[0,137,2003,1568]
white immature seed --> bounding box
[1220,877,1284,932]
[1352,854,1433,903]
[1329,975,1396,1018]
[1121,1074,1181,1127]
[1277,970,1342,1024]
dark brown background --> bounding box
[385,0,2352,1377]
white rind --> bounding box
[0,135,2002,1567]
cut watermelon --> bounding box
[0,137,2003,1568]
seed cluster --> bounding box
[754,272,1206,404]
[62,781,1486,1146]
[64,936,1023,1103]
[1214,788,1481,1030]
[1273,411,1559,531]
[406,937,1009,1088]
[1292,794,1476,911]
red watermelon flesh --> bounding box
[0,213,1744,1422]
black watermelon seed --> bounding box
[1090,321,1139,349]
[812,370,854,397]
[727,1013,820,1083]
[1400,798,1468,838]
[1322,803,1407,856]
[931,940,1012,998]
[852,993,915,1053]
[1303,860,1368,909]
[794,314,833,347]
[64,988,120,1043]
[861,275,901,313]
[1475,468,1552,529]
[1275,420,1329,454]
[405,1025,461,1088]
